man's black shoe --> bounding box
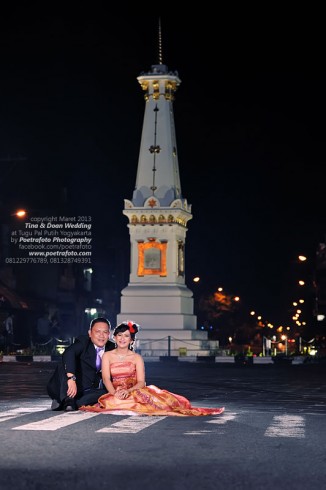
[64,404,76,412]
[63,397,77,412]
[51,399,63,411]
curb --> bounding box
[1,355,56,363]
[0,355,307,364]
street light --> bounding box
[281,334,288,355]
[14,209,27,218]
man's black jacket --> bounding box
[47,335,115,402]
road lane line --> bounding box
[97,415,166,433]
[265,414,305,438]
[12,411,99,431]
[0,406,48,423]
[207,412,237,425]
[184,430,213,435]
[183,413,238,435]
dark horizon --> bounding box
[0,7,325,328]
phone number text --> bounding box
[5,257,92,264]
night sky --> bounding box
[0,5,325,325]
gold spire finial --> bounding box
[158,18,163,64]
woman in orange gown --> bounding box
[79,321,224,417]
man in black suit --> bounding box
[47,317,115,411]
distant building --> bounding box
[315,242,326,330]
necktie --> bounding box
[96,347,104,370]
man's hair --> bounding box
[89,317,111,330]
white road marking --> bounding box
[184,430,213,435]
[1,405,308,439]
[0,406,48,423]
[12,411,99,431]
[265,414,305,438]
[97,415,166,433]
[183,412,238,435]
[207,412,237,424]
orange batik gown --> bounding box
[79,361,224,417]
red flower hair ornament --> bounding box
[126,320,139,334]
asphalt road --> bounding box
[0,360,325,490]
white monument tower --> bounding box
[117,28,211,356]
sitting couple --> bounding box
[47,317,224,417]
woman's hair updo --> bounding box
[113,320,140,342]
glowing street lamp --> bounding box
[281,334,288,355]
[14,209,27,218]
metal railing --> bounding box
[29,335,220,357]
[135,336,220,357]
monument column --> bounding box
[117,60,211,356]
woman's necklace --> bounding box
[116,350,128,360]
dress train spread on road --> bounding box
[79,361,225,417]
